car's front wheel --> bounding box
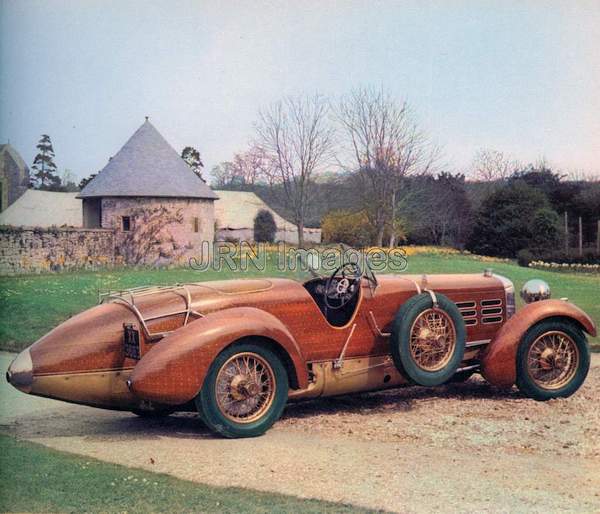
[516,320,590,401]
[390,292,466,386]
[196,342,288,438]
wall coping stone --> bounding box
[0,225,115,233]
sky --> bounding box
[1,0,599,182]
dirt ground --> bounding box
[2,352,600,513]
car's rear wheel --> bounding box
[196,342,288,438]
[516,320,590,401]
[391,293,466,386]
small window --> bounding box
[122,216,131,232]
[193,217,199,233]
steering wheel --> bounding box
[324,262,362,310]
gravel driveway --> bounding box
[2,352,599,513]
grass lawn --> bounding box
[0,253,598,352]
[0,435,371,513]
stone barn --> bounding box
[78,120,217,265]
[0,190,81,227]
[214,190,321,244]
[0,143,30,212]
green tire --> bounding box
[390,292,466,387]
[516,319,590,401]
[196,342,288,438]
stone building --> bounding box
[0,120,321,274]
[78,120,217,265]
[0,143,30,212]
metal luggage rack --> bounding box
[99,284,204,340]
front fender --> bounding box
[481,299,596,387]
[129,307,308,405]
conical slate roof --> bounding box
[78,120,217,199]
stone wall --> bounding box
[100,197,214,266]
[216,227,322,244]
[0,226,115,275]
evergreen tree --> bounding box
[466,180,556,257]
[181,146,205,181]
[31,134,60,190]
[79,173,97,190]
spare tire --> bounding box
[390,292,466,387]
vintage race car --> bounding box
[7,255,596,438]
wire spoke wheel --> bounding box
[391,293,466,386]
[526,331,579,390]
[409,308,457,372]
[215,352,276,423]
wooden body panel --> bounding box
[480,299,597,387]
[128,273,507,405]
[19,271,547,409]
[176,274,506,364]
[130,307,309,405]
[30,303,139,375]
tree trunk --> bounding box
[297,220,305,247]
[564,212,569,255]
[375,223,385,247]
[389,189,397,248]
[579,217,583,258]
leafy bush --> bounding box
[467,181,559,258]
[536,249,598,264]
[517,248,534,267]
[321,210,373,247]
[321,209,406,247]
[253,209,277,243]
[517,247,600,268]
[529,208,562,252]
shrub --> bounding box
[467,181,556,258]
[253,209,277,243]
[529,208,562,252]
[517,249,534,267]
[322,209,406,248]
[517,248,600,268]
[321,210,373,247]
[536,249,598,265]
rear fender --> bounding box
[129,307,308,405]
[480,299,596,387]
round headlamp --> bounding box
[520,279,551,303]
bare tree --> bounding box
[471,149,520,182]
[255,94,334,246]
[408,173,473,247]
[231,145,272,185]
[566,168,600,182]
[336,87,436,246]
[210,161,236,187]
